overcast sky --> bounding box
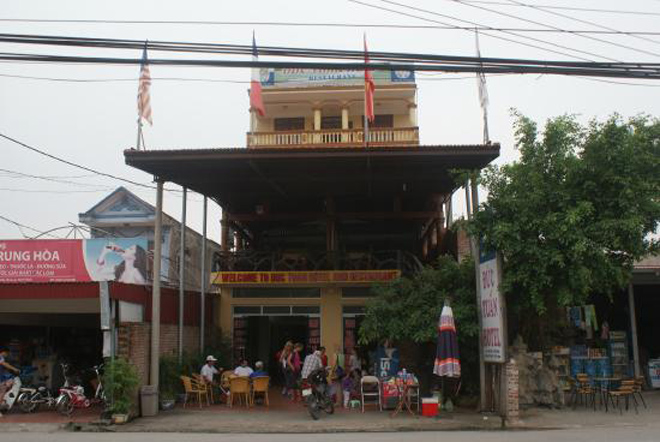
[2,0,659,242]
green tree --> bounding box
[471,113,660,346]
[358,256,480,393]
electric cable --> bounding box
[351,0,615,62]
[444,0,660,58]
[0,18,658,35]
[459,0,660,17]
[503,0,660,49]
[0,214,62,238]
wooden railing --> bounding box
[247,127,419,148]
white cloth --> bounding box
[234,366,253,377]
[200,364,218,383]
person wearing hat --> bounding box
[200,355,221,384]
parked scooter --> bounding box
[302,368,334,420]
[55,362,90,416]
[16,384,57,413]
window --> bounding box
[232,288,321,298]
[321,116,342,129]
[372,114,394,128]
[274,117,305,131]
[342,287,374,298]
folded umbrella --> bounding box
[433,304,461,378]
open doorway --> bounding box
[233,310,319,386]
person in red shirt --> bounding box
[319,346,328,368]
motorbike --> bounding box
[302,368,334,420]
[16,384,57,413]
[55,362,90,416]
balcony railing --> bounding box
[212,250,423,275]
[247,127,419,148]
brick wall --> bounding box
[505,360,520,423]
[117,322,201,386]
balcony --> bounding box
[213,250,423,275]
[247,127,419,148]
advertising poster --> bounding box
[259,68,415,88]
[479,247,506,363]
[0,238,148,285]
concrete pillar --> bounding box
[219,287,232,335]
[178,187,187,363]
[408,103,418,126]
[628,283,641,377]
[200,196,207,350]
[320,287,342,353]
[341,107,349,130]
[150,179,164,391]
[313,108,322,131]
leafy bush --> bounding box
[104,358,140,415]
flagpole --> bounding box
[136,117,142,150]
[364,113,369,148]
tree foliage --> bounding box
[471,113,660,318]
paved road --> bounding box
[1,428,659,442]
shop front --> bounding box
[213,270,397,378]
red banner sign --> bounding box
[0,238,148,284]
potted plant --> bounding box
[159,355,181,410]
[104,358,140,424]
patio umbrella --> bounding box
[433,303,461,378]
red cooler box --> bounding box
[421,398,439,417]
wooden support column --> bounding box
[221,210,230,252]
[325,197,337,255]
[628,283,641,377]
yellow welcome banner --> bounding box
[211,270,400,286]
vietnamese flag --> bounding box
[364,34,375,123]
[250,32,266,117]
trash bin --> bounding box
[140,385,159,417]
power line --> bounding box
[443,0,660,58]
[460,0,660,17]
[348,0,608,62]
[0,187,109,194]
[0,18,658,35]
[0,71,510,83]
[0,132,173,191]
[0,214,61,238]
[503,0,660,50]
[0,167,114,189]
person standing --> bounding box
[280,341,293,396]
[288,343,303,402]
[0,347,19,409]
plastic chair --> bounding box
[633,377,647,409]
[192,373,214,404]
[251,376,270,407]
[229,376,251,408]
[360,376,382,412]
[180,376,208,408]
[608,380,637,414]
[572,374,596,411]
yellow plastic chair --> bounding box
[180,376,208,408]
[229,376,251,408]
[192,373,214,404]
[251,376,270,407]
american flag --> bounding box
[138,44,153,125]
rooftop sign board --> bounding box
[260,68,415,88]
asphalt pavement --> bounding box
[1,427,660,442]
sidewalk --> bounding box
[2,390,658,434]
